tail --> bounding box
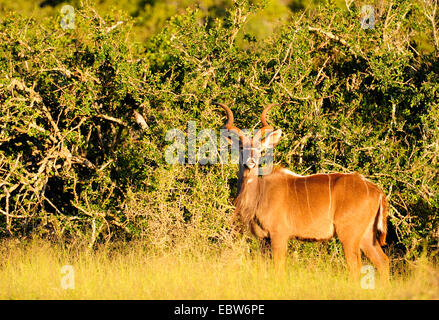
[376,194,388,246]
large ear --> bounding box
[260,129,282,149]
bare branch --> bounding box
[308,26,368,60]
[422,0,439,53]
[133,110,149,131]
[105,21,124,33]
[97,114,127,126]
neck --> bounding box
[237,164,259,197]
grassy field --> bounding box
[0,238,437,300]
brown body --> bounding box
[216,102,390,283]
[236,168,389,281]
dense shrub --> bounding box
[0,1,437,254]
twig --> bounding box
[105,21,124,33]
[422,0,439,53]
[308,26,367,60]
[314,56,331,86]
[345,0,354,12]
[97,114,127,126]
[268,43,292,86]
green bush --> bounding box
[0,1,437,255]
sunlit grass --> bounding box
[0,238,437,299]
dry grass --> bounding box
[0,238,437,300]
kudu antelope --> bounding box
[216,102,390,282]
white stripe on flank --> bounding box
[327,174,332,218]
[247,179,253,184]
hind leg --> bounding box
[336,222,365,281]
[360,229,390,285]
[271,233,289,273]
[335,208,375,281]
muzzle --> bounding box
[244,147,260,169]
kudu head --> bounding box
[215,102,282,194]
